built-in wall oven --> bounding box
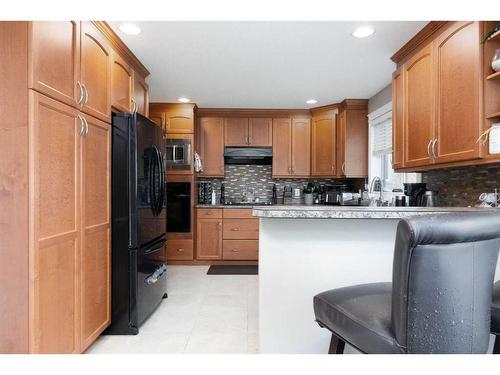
[166,138,191,171]
[166,182,191,233]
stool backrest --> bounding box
[391,212,500,353]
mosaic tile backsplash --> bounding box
[422,163,500,207]
[198,164,364,203]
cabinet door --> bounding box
[111,52,133,113]
[336,111,346,177]
[166,113,194,134]
[272,118,292,177]
[81,22,111,123]
[133,73,149,117]
[392,67,405,169]
[149,111,165,130]
[198,118,225,176]
[404,43,435,168]
[29,92,80,353]
[80,114,111,351]
[29,21,81,108]
[434,21,481,163]
[249,118,272,146]
[291,118,311,177]
[224,118,249,146]
[311,113,336,176]
[344,109,368,178]
[196,219,222,260]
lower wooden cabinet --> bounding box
[223,219,259,240]
[167,239,194,261]
[30,92,111,353]
[196,218,223,260]
[223,240,258,260]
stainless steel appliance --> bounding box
[107,112,167,335]
[224,147,272,165]
[166,138,191,171]
[422,190,439,207]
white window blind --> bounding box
[372,118,392,155]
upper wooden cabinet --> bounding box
[392,21,483,171]
[111,51,133,113]
[392,67,405,169]
[81,22,112,123]
[433,21,481,164]
[336,100,368,178]
[133,73,149,117]
[149,103,195,134]
[198,117,225,177]
[29,21,81,108]
[225,118,249,146]
[224,117,272,146]
[272,117,310,178]
[403,43,435,168]
[311,109,337,177]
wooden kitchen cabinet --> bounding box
[149,103,195,134]
[336,100,368,178]
[249,118,272,146]
[166,239,194,261]
[81,22,112,123]
[80,113,111,351]
[433,21,481,164]
[133,73,149,117]
[392,67,405,169]
[196,218,223,260]
[272,117,310,177]
[224,117,272,146]
[225,117,249,146]
[198,117,225,177]
[311,109,337,177]
[111,51,133,112]
[30,92,81,354]
[29,21,81,108]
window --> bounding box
[368,103,420,194]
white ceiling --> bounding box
[109,21,427,108]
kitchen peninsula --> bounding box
[253,206,500,353]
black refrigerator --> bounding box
[106,112,167,335]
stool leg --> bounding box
[494,335,500,354]
[328,334,345,354]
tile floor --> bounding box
[86,265,259,354]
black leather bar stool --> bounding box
[493,281,500,354]
[313,213,500,354]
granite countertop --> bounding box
[251,205,496,219]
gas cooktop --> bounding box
[223,201,274,206]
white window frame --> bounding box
[368,102,420,198]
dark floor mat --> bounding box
[207,265,258,275]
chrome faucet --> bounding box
[369,176,383,206]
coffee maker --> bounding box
[403,183,427,206]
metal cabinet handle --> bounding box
[77,114,85,136]
[219,222,222,230]
[248,136,252,145]
[131,98,137,113]
[76,81,84,106]
[332,164,335,172]
[82,84,89,105]
[83,116,89,136]
[427,139,433,158]
[176,248,185,252]
[288,166,291,174]
[231,249,239,252]
[230,227,240,231]
[205,211,213,215]
[432,139,438,159]
[341,162,345,174]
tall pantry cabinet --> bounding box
[0,21,150,354]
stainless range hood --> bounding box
[224,147,272,165]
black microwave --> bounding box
[166,138,191,170]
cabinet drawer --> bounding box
[166,239,193,261]
[223,219,259,239]
[197,208,223,219]
[223,208,254,219]
[223,240,258,260]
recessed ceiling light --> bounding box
[119,23,141,36]
[178,97,190,103]
[352,26,375,38]
[306,99,318,104]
